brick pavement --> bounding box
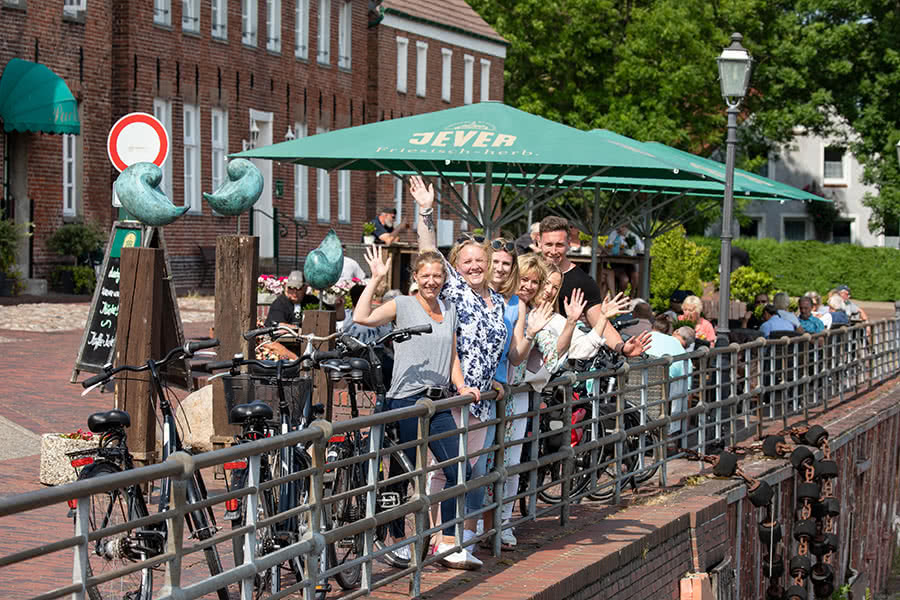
[2,299,899,599]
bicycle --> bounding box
[71,339,228,600]
[320,325,434,576]
[205,327,341,598]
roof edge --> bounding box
[383,7,509,46]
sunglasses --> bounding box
[456,234,486,244]
[455,234,516,253]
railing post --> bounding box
[559,378,574,525]
[160,458,188,598]
[241,453,261,600]
[412,399,433,597]
[491,389,508,556]
[305,426,329,600]
[526,389,540,519]
[363,423,382,591]
[614,364,628,505]
[71,493,90,600]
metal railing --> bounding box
[1,319,898,600]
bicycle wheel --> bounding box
[328,461,363,589]
[373,439,431,569]
[628,424,662,485]
[76,462,154,600]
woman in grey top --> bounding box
[353,246,483,570]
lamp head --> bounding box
[717,32,753,107]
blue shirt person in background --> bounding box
[760,304,797,338]
[797,296,824,334]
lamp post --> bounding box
[716,32,753,343]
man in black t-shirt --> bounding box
[539,215,650,357]
[370,207,399,245]
[265,270,305,328]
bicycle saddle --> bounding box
[230,402,274,423]
[87,409,131,433]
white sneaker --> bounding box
[501,528,517,547]
[462,528,477,549]
[437,542,483,570]
[394,544,411,562]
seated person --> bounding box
[370,207,400,245]
[827,294,850,327]
[607,224,644,294]
[680,295,716,343]
[620,300,653,338]
[760,303,797,338]
[262,271,307,360]
[837,285,867,322]
[774,292,801,329]
[741,293,769,329]
[663,289,690,322]
[797,296,824,334]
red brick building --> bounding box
[0,0,506,291]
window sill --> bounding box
[62,214,82,224]
[317,61,332,68]
[3,0,26,12]
[295,54,309,63]
[823,181,848,188]
[242,40,259,49]
[153,21,174,31]
[317,218,332,224]
[266,48,282,56]
[182,28,202,37]
[62,10,85,24]
[416,93,426,99]
[212,35,228,44]
[338,65,352,74]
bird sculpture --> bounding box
[202,158,264,216]
[304,230,344,291]
[113,162,188,226]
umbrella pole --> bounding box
[483,163,493,238]
[641,209,651,301]
[590,186,599,281]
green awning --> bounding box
[0,59,80,135]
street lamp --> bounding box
[715,32,753,343]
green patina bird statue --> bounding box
[114,162,189,226]
[202,158,264,216]
[304,230,344,291]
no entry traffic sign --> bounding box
[107,112,169,172]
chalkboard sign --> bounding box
[71,222,189,389]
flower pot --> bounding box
[257,292,278,305]
[580,246,592,256]
[363,235,375,245]
[40,433,96,485]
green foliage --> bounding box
[0,215,30,276]
[648,226,708,312]
[46,222,105,266]
[730,266,774,304]
[362,222,376,235]
[51,265,96,295]
[689,236,900,301]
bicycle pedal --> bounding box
[378,491,401,509]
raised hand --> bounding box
[409,175,434,210]
[364,244,392,281]
[601,291,630,319]
[622,329,652,357]
[526,302,554,338]
[564,288,587,323]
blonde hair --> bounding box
[516,254,549,306]
[448,238,494,288]
[541,262,563,305]
[682,295,703,314]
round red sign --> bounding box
[107,112,169,172]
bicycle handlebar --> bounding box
[80,339,220,389]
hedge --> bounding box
[688,236,900,301]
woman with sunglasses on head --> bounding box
[353,245,481,567]
[410,176,545,567]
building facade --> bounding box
[0,0,506,291]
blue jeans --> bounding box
[387,394,467,536]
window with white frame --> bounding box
[823,146,848,185]
[393,177,403,221]
[463,54,474,104]
[183,104,201,213]
[294,122,308,219]
[154,0,171,26]
[211,109,228,198]
[396,37,408,93]
[295,0,309,59]
[63,0,86,16]
[242,0,258,46]
[62,133,79,217]
[441,48,452,102]
[153,98,173,200]
[416,41,428,97]
[338,170,351,222]
[316,127,330,220]
[266,0,281,52]
[182,0,200,32]
[317,0,331,64]
[480,59,490,102]
[211,0,227,38]
[337,0,351,69]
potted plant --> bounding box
[257,274,286,304]
[0,213,30,296]
[39,429,96,485]
[578,231,593,255]
[362,222,376,245]
[46,222,105,294]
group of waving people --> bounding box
[351,175,651,570]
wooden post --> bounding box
[302,310,336,420]
[114,247,164,465]
[212,235,259,442]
